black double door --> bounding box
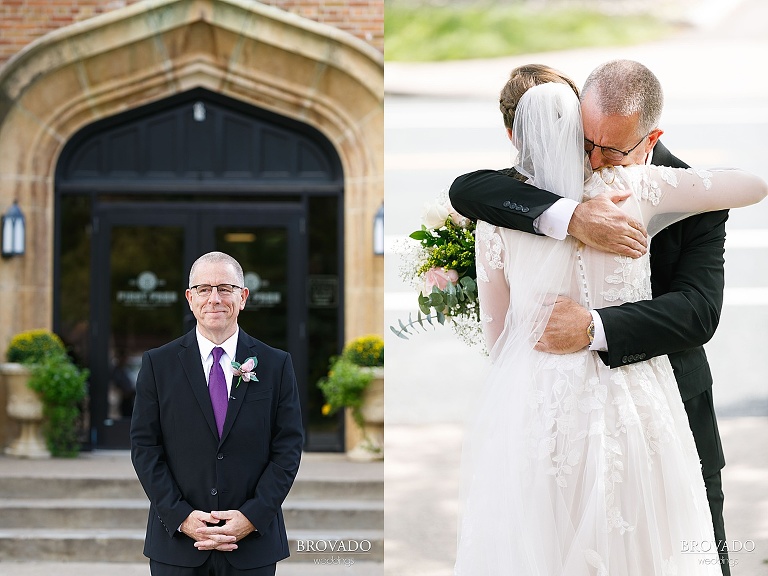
[90,202,307,448]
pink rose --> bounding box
[232,356,259,387]
[425,267,459,292]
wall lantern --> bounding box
[373,202,384,256]
[1,200,25,258]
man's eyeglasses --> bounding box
[189,284,243,297]
[584,132,649,162]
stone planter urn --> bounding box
[347,366,384,462]
[1,363,50,458]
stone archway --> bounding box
[0,0,383,350]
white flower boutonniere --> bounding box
[231,356,259,388]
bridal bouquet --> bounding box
[392,193,482,348]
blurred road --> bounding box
[384,0,768,574]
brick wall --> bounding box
[263,0,383,52]
[0,0,383,67]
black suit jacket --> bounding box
[449,142,727,476]
[130,328,304,569]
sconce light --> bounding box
[373,202,384,256]
[1,200,25,258]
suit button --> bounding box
[210,488,218,496]
[217,453,224,460]
[503,201,511,208]
[640,353,646,360]
[522,207,530,213]
[621,355,628,363]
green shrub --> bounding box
[28,353,89,458]
[343,335,384,367]
[6,329,66,364]
[317,357,375,429]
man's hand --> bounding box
[568,190,648,258]
[193,510,255,551]
[180,510,237,551]
[534,296,592,354]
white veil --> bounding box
[455,83,589,574]
[487,82,586,361]
[514,82,585,203]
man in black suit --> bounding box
[449,60,730,575]
[131,251,303,576]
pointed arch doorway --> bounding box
[55,88,345,451]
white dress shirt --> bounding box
[196,327,239,397]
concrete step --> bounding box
[0,498,149,529]
[0,498,383,531]
[0,528,384,563]
[283,499,383,530]
[290,478,383,501]
[0,560,384,576]
[0,452,383,565]
[0,476,146,499]
[0,476,383,501]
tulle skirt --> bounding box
[454,347,720,576]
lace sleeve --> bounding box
[475,221,509,352]
[632,165,767,236]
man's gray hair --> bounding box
[581,60,663,137]
[189,251,245,287]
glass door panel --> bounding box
[93,210,191,448]
[201,208,309,447]
[216,226,290,351]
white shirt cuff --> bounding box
[589,309,608,352]
[533,198,578,240]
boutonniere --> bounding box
[231,356,259,388]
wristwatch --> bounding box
[587,319,595,345]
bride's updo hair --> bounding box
[499,64,580,131]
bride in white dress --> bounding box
[454,83,766,576]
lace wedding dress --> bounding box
[454,163,763,576]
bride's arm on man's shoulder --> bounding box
[648,165,768,217]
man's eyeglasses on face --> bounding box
[190,284,243,297]
[584,132,649,162]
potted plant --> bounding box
[2,329,88,458]
[2,329,67,457]
[28,352,89,457]
[318,335,384,461]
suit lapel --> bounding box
[178,331,219,440]
[220,328,257,443]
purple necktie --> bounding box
[209,347,228,438]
